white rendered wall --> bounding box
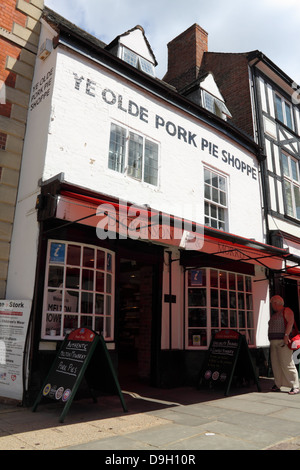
[43,47,264,242]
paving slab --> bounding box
[0,378,300,450]
[165,432,259,451]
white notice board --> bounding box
[0,300,31,401]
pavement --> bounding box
[0,377,300,451]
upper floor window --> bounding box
[281,152,300,220]
[275,94,294,130]
[108,123,159,186]
[120,46,155,77]
[202,90,232,120]
[42,241,115,341]
[204,167,228,231]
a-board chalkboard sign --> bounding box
[32,328,127,422]
[198,329,261,396]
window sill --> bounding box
[107,168,159,189]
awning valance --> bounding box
[38,182,288,271]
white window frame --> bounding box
[281,152,300,220]
[108,122,159,186]
[275,93,294,131]
[185,268,254,350]
[41,241,115,341]
[120,45,155,77]
[204,167,228,231]
[201,90,232,120]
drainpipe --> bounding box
[250,62,271,241]
[166,251,172,350]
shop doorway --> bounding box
[118,258,154,386]
[284,278,300,327]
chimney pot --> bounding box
[163,24,208,91]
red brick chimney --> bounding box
[163,24,208,91]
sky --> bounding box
[44,0,300,84]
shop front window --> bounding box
[186,268,254,348]
[42,241,115,340]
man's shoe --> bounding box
[271,385,280,392]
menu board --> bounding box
[33,328,127,422]
[0,300,31,401]
[198,329,260,396]
[41,328,97,403]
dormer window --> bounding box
[120,45,155,77]
[202,90,232,120]
[106,26,157,78]
[181,73,232,121]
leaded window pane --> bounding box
[108,123,126,172]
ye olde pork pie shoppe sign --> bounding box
[72,72,258,180]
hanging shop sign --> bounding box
[32,328,127,422]
[198,329,261,396]
[0,300,31,401]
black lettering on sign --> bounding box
[31,68,54,111]
[155,115,197,147]
[72,73,258,178]
[222,150,257,180]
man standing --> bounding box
[268,295,299,395]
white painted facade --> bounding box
[6,19,284,360]
[44,47,263,238]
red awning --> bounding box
[286,266,300,276]
[49,187,287,271]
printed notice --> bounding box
[0,300,31,401]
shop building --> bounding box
[4,10,289,399]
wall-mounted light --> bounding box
[38,39,53,61]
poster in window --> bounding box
[190,270,203,286]
[50,243,66,263]
[46,290,78,335]
[193,335,201,346]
